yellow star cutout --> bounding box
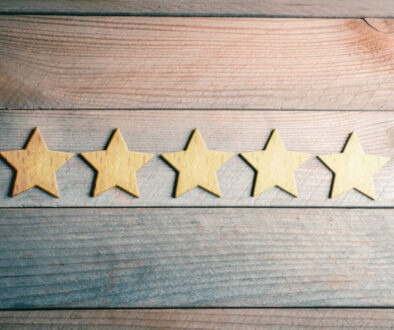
[161,128,233,198]
[318,132,389,200]
[81,129,153,197]
[240,129,311,197]
[0,127,73,197]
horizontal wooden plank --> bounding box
[0,16,393,110]
[2,309,394,329]
[1,208,393,308]
[0,110,392,207]
[0,0,393,17]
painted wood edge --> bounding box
[1,309,394,329]
[0,0,393,17]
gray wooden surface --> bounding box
[0,0,393,17]
[1,9,393,326]
[2,309,394,329]
[0,208,393,308]
[0,110,392,207]
[1,16,393,110]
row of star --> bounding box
[0,127,389,199]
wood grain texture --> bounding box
[0,0,393,17]
[0,110,392,207]
[1,16,393,110]
[2,309,394,329]
[0,208,393,308]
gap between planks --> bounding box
[0,0,393,17]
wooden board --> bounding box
[0,110,392,207]
[0,208,393,308]
[0,0,393,17]
[1,16,393,110]
[1,10,393,323]
[2,309,394,329]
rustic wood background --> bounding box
[0,1,393,328]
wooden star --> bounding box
[240,129,311,197]
[81,129,153,197]
[0,127,73,197]
[318,132,389,199]
[161,128,233,198]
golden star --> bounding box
[81,129,153,197]
[318,132,389,199]
[240,129,311,197]
[161,128,233,197]
[0,127,73,197]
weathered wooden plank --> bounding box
[0,0,393,17]
[0,110,392,207]
[2,309,394,329]
[0,16,393,110]
[0,208,393,308]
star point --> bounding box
[240,129,311,197]
[81,129,153,198]
[161,128,233,198]
[318,132,389,200]
[0,127,73,197]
